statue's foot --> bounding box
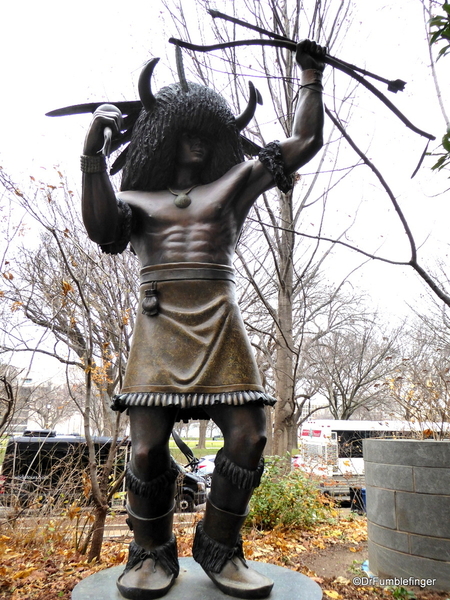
[204,557,273,599]
[192,502,273,599]
[118,496,179,599]
[116,537,179,600]
[117,557,176,599]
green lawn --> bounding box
[168,439,222,463]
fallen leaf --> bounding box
[334,576,351,584]
[328,530,343,537]
[13,567,37,580]
[324,590,342,599]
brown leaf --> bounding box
[62,280,73,296]
[13,567,37,580]
[334,576,351,584]
[11,301,23,312]
[324,591,342,599]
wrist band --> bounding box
[302,68,323,81]
[301,68,323,89]
[80,154,107,174]
[302,81,323,91]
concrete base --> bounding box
[364,439,450,590]
[72,558,322,600]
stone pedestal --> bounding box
[364,439,450,590]
[72,558,322,599]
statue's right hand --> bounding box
[296,40,326,72]
[83,104,123,156]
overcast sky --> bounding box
[2,1,445,174]
[1,0,449,379]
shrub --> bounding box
[247,456,334,530]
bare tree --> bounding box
[306,318,399,419]
[0,370,17,436]
[387,301,450,437]
[24,382,78,430]
[162,0,361,453]
[0,168,138,434]
[0,167,137,560]
[0,364,32,436]
[310,2,450,310]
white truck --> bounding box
[295,419,427,501]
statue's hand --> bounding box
[296,40,326,72]
[83,104,123,156]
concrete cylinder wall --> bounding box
[363,439,450,590]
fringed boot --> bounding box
[116,464,180,599]
[193,451,273,599]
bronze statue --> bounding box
[79,40,325,599]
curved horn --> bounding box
[175,44,189,93]
[138,58,160,111]
[235,81,263,131]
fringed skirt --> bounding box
[112,263,275,421]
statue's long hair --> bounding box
[121,82,245,192]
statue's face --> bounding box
[176,132,211,169]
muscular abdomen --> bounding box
[135,221,237,266]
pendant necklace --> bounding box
[167,185,198,209]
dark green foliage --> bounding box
[431,130,450,172]
[247,456,334,530]
[430,3,450,59]
[430,3,450,174]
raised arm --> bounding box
[238,40,325,206]
[280,39,325,171]
[81,105,124,245]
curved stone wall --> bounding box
[363,439,450,590]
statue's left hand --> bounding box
[296,40,326,72]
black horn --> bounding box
[175,44,189,93]
[235,82,263,131]
[138,58,160,111]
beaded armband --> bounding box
[258,141,294,194]
[80,154,107,174]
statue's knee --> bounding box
[240,423,266,450]
[132,441,168,475]
[132,444,151,473]
[227,429,266,467]
[251,431,267,457]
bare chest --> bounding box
[120,190,238,265]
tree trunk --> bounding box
[86,504,108,562]
[273,191,296,456]
[289,423,299,452]
[264,405,273,456]
[270,30,297,456]
[198,420,207,449]
[101,389,116,436]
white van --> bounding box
[295,419,443,499]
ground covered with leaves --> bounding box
[1,511,448,600]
